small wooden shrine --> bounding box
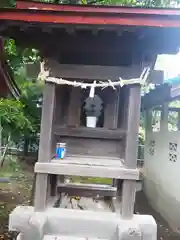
[1,1,180,239]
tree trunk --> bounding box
[0,135,10,168]
[23,138,29,156]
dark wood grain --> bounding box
[53,125,126,140]
[54,136,123,158]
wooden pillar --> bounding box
[145,110,152,140]
[68,87,81,127]
[104,89,120,129]
[160,103,169,132]
[145,110,152,132]
[115,87,128,194]
[118,86,129,130]
[121,84,141,219]
[104,89,120,187]
[34,82,56,211]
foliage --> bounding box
[4,39,40,73]
[1,0,180,8]
[0,0,15,8]
[20,0,178,6]
[19,80,43,149]
[0,99,33,138]
[30,0,180,7]
[1,38,43,152]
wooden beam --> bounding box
[35,162,139,180]
[12,29,174,59]
[57,183,116,197]
[53,125,126,140]
[153,106,180,112]
[46,61,143,81]
[14,31,142,55]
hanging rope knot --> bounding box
[81,84,87,89]
[119,77,124,87]
[108,79,116,90]
[73,81,78,87]
[89,80,96,98]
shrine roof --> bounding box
[0,0,180,61]
[1,0,180,28]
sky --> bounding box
[155,53,180,80]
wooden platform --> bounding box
[52,154,123,165]
[35,155,139,180]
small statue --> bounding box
[84,94,103,128]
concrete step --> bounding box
[43,235,107,240]
[10,206,156,240]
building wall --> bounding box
[144,127,180,233]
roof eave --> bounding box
[1,1,180,28]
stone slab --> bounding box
[9,206,157,240]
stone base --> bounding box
[9,206,157,240]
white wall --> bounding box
[144,117,180,233]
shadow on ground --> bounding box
[0,158,33,240]
[135,190,180,240]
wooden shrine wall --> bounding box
[46,60,143,80]
[47,59,138,158]
[52,84,126,158]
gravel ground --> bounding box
[1,171,180,240]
